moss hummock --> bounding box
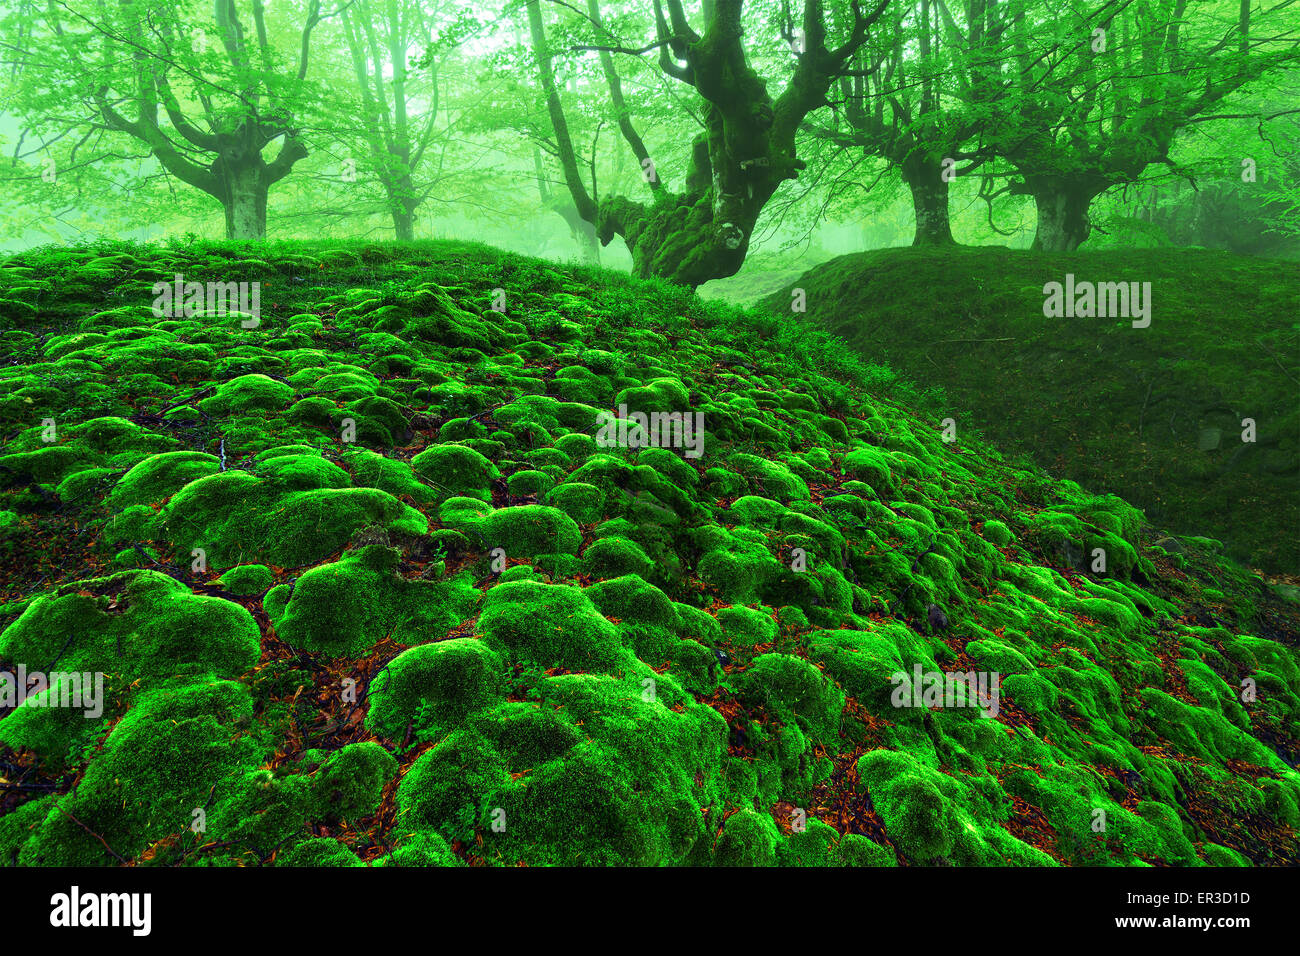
[0,239,1296,869]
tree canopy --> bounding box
[2,0,1297,269]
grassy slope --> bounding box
[0,239,1297,868]
[763,245,1300,573]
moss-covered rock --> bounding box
[482,505,581,557]
[218,563,273,595]
[310,742,399,821]
[367,638,503,740]
[267,546,477,657]
[411,443,498,501]
[0,570,260,689]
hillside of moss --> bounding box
[1,239,1298,868]
[763,245,1300,574]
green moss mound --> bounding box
[767,246,1300,572]
[0,570,260,689]
[0,239,1296,869]
[267,545,477,657]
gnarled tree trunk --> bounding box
[214,159,271,240]
[901,153,955,245]
[94,2,320,242]
[527,0,887,289]
[1027,179,1102,251]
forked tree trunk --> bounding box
[526,0,884,289]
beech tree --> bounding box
[4,0,1293,252]
[338,0,483,240]
[989,0,1300,250]
[527,0,892,287]
[7,0,329,240]
[816,0,991,244]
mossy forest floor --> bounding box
[0,239,1297,867]
[766,245,1300,573]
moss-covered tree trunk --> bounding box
[1025,178,1105,252]
[592,105,799,287]
[1031,190,1090,251]
[527,0,887,289]
[901,153,955,245]
[391,175,419,241]
[392,209,416,242]
[214,158,271,241]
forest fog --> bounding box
[1,0,1296,299]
